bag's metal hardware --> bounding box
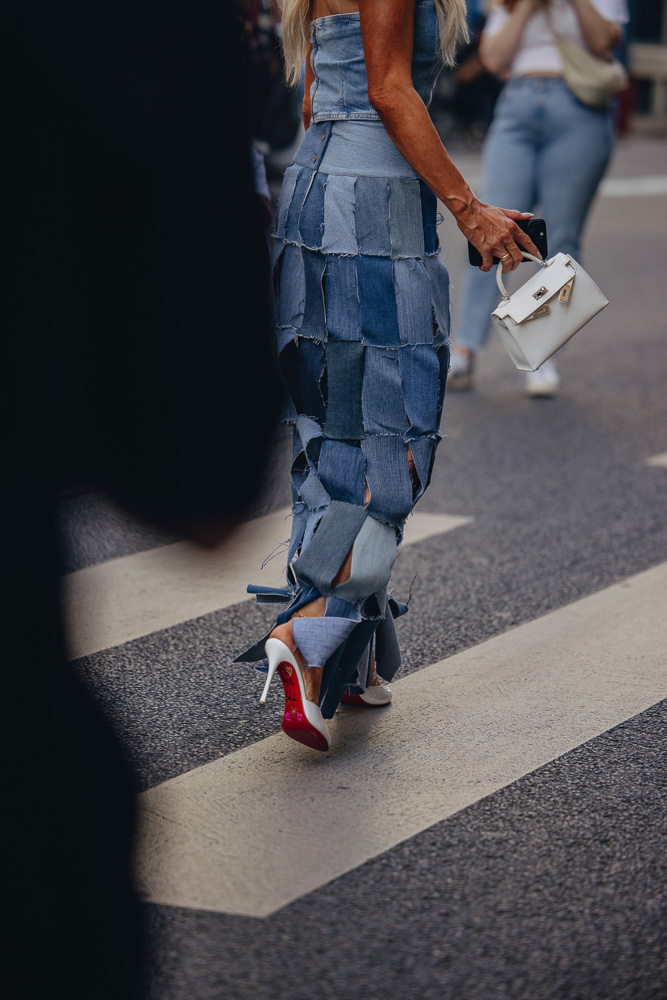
[559,281,573,303]
[533,286,549,300]
[525,304,551,322]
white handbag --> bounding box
[491,252,609,372]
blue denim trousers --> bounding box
[454,77,615,352]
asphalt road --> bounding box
[60,133,667,1000]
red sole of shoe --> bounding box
[340,693,370,707]
[277,662,330,752]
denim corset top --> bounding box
[310,0,443,123]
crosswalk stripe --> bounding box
[599,175,667,198]
[62,509,473,660]
[646,451,667,468]
[133,560,667,919]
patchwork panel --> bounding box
[298,171,327,250]
[325,256,361,341]
[389,177,425,259]
[279,336,326,424]
[277,244,306,330]
[420,180,439,255]
[357,255,400,347]
[333,516,398,602]
[362,434,414,525]
[393,258,433,345]
[436,343,450,424]
[318,439,366,505]
[274,164,300,239]
[362,347,409,436]
[398,344,442,437]
[424,254,451,339]
[324,340,365,439]
[355,176,391,256]
[293,500,367,595]
[301,250,327,340]
[284,169,316,244]
[407,435,438,498]
[322,175,358,254]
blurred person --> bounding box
[449,0,629,396]
[235,0,539,751]
[4,2,281,998]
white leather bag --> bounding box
[491,252,609,372]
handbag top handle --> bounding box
[496,251,547,300]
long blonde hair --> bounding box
[279,1,470,87]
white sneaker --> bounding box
[525,358,560,397]
[448,346,475,390]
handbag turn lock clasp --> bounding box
[533,286,549,300]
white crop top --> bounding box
[483,0,629,78]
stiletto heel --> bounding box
[263,638,331,752]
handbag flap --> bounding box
[494,253,577,325]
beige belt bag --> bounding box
[491,252,609,372]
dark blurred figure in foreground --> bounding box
[4,3,281,998]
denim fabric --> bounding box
[300,250,327,340]
[317,439,365,505]
[424,255,451,341]
[275,164,300,239]
[324,340,365,438]
[284,170,316,245]
[279,337,326,424]
[298,171,326,250]
[292,615,358,668]
[355,176,392,256]
[277,244,305,330]
[324,256,361,340]
[420,181,439,255]
[394,259,433,345]
[322,175,358,254]
[454,77,614,351]
[319,618,379,718]
[406,435,437,497]
[374,606,402,681]
[293,500,367,595]
[362,435,414,524]
[325,595,362,621]
[357,255,400,346]
[362,348,409,436]
[310,0,443,124]
[389,178,426,260]
[291,120,333,169]
[399,344,441,438]
[319,121,417,178]
[333,515,398,602]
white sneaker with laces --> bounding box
[525,358,560,397]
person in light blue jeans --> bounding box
[450,0,628,397]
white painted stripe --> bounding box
[646,451,667,468]
[134,561,667,919]
[599,175,667,198]
[62,510,472,660]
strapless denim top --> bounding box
[310,0,443,123]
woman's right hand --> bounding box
[454,196,541,273]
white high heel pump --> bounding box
[261,638,331,752]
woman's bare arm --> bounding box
[568,0,622,55]
[479,1,539,77]
[360,0,538,271]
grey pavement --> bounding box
[61,133,667,999]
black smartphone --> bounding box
[467,217,548,267]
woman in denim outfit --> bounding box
[449,0,629,396]
[237,0,539,751]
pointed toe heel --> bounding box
[263,638,331,752]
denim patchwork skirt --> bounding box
[236,121,450,717]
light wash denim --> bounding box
[310,0,442,123]
[454,77,615,352]
[319,121,417,177]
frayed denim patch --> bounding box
[325,256,361,341]
[301,250,327,340]
[399,344,442,437]
[333,515,398,601]
[355,176,391,256]
[279,336,326,424]
[362,435,414,524]
[324,340,365,438]
[374,605,402,680]
[322,175,358,255]
[357,255,400,346]
[292,615,357,668]
[298,171,327,250]
[277,244,306,330]
[389,177,425,259]
[274,164,301,240]
[284,170,316,245]
[318,439,366,505]
[293,500,367,595]
[420,180,439,256]
[362,347,409,436]
[424,254,451,340]
[393,258,433,345]
[406,435,438,497]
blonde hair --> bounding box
[279,1,470,87]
